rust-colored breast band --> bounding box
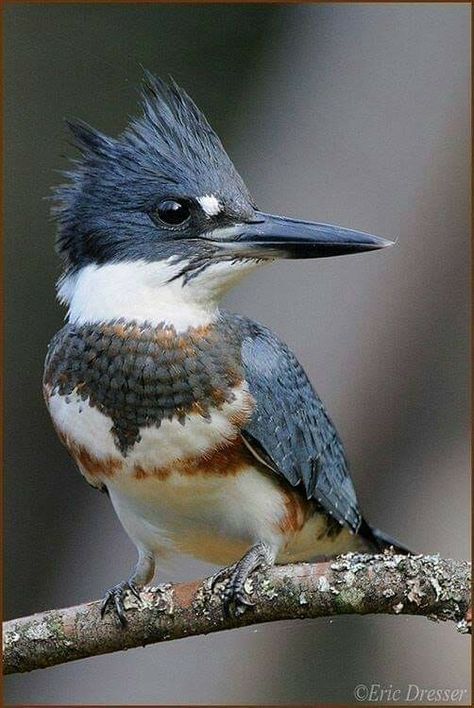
[57,428,120,481]
[132,437,257,480]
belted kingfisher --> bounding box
[44,73,409,624]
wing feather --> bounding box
[231,314,361,531]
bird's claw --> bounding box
[210,562,257,617]
[209,565,233,593]
[100,579,141,627]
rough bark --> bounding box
[3,553,471,675]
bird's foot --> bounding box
[210,563,256,616]
[100,579,141,627]
[210,542,273,617]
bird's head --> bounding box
[53,73,392,330]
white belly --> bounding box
[46,385,361,567]
[47,383,285,562]
[108,473,363,565]
[108,464,289,565]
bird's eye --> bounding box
[153,199,191,227]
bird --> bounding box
[44,73,409,625]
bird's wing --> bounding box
[233,315,362,531]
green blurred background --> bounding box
[4,2,470,704]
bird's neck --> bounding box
[58,258,259,332]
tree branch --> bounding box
[3,553,471,675]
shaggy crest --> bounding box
[53,73,254,269]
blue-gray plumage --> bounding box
[45,72,410,625]
[236,315,361,530]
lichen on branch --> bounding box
[3,553,471,675]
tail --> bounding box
[359,519,413,555]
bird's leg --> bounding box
[100,550,155,627]
[210,541,275,616]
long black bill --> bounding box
[229,211,394,259]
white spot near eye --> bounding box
[198,194,221,217]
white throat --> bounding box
[58,257,260,332]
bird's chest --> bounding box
[44,320,254,485]
[47,374,267,564]
[43,320,338,565]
